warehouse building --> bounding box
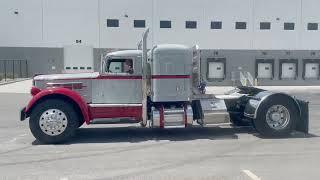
[1,0,320,85]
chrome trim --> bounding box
[88,103,142,107]
[39,109,68,136]
[186,105,193,126]
[46,82,83,85]
[151,108,160,127]
[91,118,138,124]
[266,105,290,130]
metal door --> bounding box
[257,63,272,78]
[208,62,224,79]
[281,63,296,79]
[305,63,319,78]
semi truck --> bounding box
[20,29,309,144]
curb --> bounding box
[0,78,31,86]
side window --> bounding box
[160,20,171,28]
[186,21,197,29]
[211,21,222,29]
[106,59,134,74]
[284,22,295,30]
[134,20,146,28]
[235,22,247,29]
[260,22,271,30]
[308,23,318,30]
[107,19,119,27]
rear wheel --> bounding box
[29,99,78,144]
[254,96,298,137]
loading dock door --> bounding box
[305,63,319,78]
[208,62,224,79]
[257,63,272,78]
[281,63,296,79]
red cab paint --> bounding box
[30,86,41,96]
[89,106,142,120]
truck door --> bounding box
[91,58,142,104]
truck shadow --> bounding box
[32,125,317,145]
[70,126,247,144]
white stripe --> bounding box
[242,170,261,180]
[89,103,142,107]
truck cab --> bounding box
[95,50,143,105]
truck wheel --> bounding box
[254,97,298,137]
[29,99,78,144]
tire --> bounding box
[29,99,79,144]
[253,96,298,137]
[77,118,85,128]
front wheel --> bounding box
[29,99,79,144]
[254,97,298,137]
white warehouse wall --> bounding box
[202,0,253,49]
[252,0,301,50]
[0,0,320,50]
[301,0,320,50]
[99,0,153,49]
[43,0,99,47]
[0,0,43,47]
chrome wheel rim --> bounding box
[266,105,290,130]
[39,109,68,136]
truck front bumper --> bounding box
[20,107,27,121]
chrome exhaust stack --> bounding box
[139,28,150,126]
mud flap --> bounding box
[295,99,309,133]
[20,107,26,121]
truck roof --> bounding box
[107,50,142,57]
[154,44,191,51]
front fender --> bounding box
[24,87,90,124]
[243,91,309,133]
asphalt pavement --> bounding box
[0,80,319,180]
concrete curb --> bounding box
[0,78,31,86]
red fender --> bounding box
[25,87,90,124]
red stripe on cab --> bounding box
[96,75,142,80]
[151,75,190,79]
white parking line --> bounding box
[242,170,261,180]
[60,177,68,180]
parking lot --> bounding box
[0,80,319,180]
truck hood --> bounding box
[34,72,100,81]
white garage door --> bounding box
[208,62,224,79]
[305,63,319,78]
[281,63,296,79]
[64,45,94,73]
[257,63,272,78]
